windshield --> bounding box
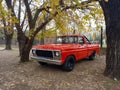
[56,36,78,44]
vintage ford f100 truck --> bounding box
[31,35,99,71]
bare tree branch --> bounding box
[2,17,7,36]
[5,0,22,32]
[33,11,58,38]
[24,25,28,33]
[59,0,64,5]
[21,10,27,30]
[12,0,16,9]
[18,0,21,24]
[32,7,50,27]
[23,0,33,29]
[28,0,33,5]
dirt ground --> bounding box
[0,47,120,90]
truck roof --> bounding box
[58,34,83,37]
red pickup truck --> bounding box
[31,35,99,71]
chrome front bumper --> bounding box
[31,56,62,65]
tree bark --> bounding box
[100,0,120,80]
[18,39,34,62]
[17,30,34,62]
[5,33,13,50]
[20,43,31,62]
[2,17,13,50]
[100,27,103,48]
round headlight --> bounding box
[32,50,36,55]
[55,51,60,57]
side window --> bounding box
[78,37,84,44]
[74,37,78,43]
[69,37,74,43]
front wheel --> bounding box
[89,51,96,60]
[62,56,75,71]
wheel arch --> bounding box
[89,50,96,60]
[63,54,76,64]
[92,50,96,55]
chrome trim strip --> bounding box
[32,49,61,52]
[31,56,62,65]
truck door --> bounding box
[77,37,88,60]
[84,37,93,57]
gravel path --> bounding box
[0,49,120,90]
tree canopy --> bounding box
[1,0,104,62]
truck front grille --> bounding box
[36,50,53,59]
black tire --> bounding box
[62,56,75,71]
[89,51,96,60]
[38,61,47,65]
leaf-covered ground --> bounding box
[0,48,120,90]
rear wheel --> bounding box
[38,61,47,65]
[62,56,75,71]
[89,51,96,60]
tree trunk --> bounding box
[104,19,120,80]
[17,32,34,62]
[2,17,13,50]
[20,45,31,62]
[5,34,13,50]
[100,27,103,48]
[100,0,120,80]
[19,39,34,62]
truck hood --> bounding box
[32,44,80,51]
